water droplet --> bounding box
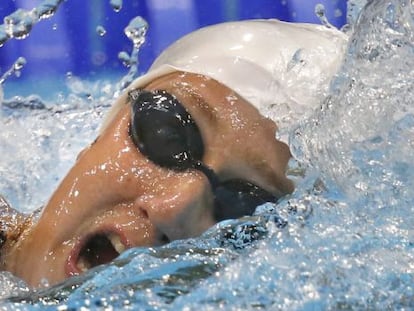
[118,51,131,66]
[315,3,326,18]
[124,16,148,48]
[110,0,123,12]
[0,26,10,47]
[0,57,26,84]
[14,57,27,71]
[12,57,26,78]
[96,25,106,36]
[315,3,333,28]
[35,0,63,20]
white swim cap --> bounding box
[102,19,347,130]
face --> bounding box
[3,72,293,287]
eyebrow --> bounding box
[168,83,219,127]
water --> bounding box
[1,0,414,310]
[110,0,123,13]
[0,0,64,46]
[0,57,26,85]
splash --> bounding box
[116,16,149,93]
[0,0,62,102]
[0,0,63,47]
[346,0,369,28]
[1,0,414,310]
[65,15,148,101]
[292,0,414,207]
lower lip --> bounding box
[65,239,83,277]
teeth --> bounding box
[75,233,126,273]
[76,257,90,272]
[108,233,126,254]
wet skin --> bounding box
[0,72,293,287]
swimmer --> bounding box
[0,19,346,287]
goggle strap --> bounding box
[192,161,220,191]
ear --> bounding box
[0,196,31,255]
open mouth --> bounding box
[68,232,127,275]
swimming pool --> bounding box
[1,0,413,310]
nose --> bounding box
[135,175,216,241]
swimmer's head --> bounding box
[0,19,346,287]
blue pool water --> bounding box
[1,0,414,310]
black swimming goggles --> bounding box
[128,89,280,221]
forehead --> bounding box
[140,71,272,129]
[143,71,225,113]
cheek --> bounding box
[75,130,203,203]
